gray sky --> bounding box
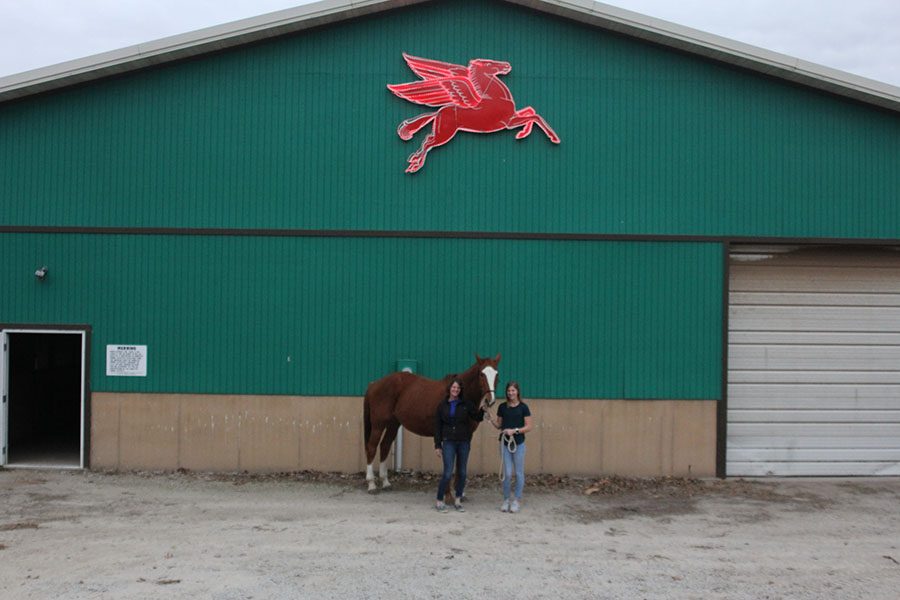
[0,0,898,88]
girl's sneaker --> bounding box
[500,499,510,512]
[435,501,449,513]
[454,499,466,512]
[510,500,520,513]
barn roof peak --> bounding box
[1,0,898,112]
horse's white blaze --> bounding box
[481,365,498,403]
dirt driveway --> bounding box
[1,469,899,599]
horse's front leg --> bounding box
[515,121,535,139]
[365,463,377,493]
[507,107,561,144]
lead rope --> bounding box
[483,405,507,482]
[499,432,516,482]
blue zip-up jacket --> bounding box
[434,396,484,448]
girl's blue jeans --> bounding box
[502,441,526,500]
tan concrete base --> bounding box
[91,393,716,477]
[409,399,716,477]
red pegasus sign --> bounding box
[387,53,561,173]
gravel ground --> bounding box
[1,468,899,599]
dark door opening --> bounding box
[7,332,83,467]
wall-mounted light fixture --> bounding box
[34,266,48,280]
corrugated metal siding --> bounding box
[0,0,898,237]
[1,234,721,398]
[728,246,900,476]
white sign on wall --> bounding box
[106,345,147,377]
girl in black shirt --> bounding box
[490,381,532,513]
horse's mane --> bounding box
[437,361,490,405]
[439,361,480,385]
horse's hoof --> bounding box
[367,487,379,494]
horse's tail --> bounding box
[363,389,372,446]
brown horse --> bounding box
[363,354,501,493]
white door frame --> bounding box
[0,328,88,469]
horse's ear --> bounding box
[475,353,483,362]
[494,353,501,363]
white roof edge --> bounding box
[516,0,900,112]
[0,0,421,102]
[1,0,898,113]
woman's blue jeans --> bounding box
[437,440,470,501]
[502,441,526,500]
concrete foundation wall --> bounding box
[91,393,716,477]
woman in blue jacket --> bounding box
[433,378,484,513]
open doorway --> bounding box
[1,330,87,468]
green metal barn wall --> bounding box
[1,234,721,399]
[1,0,897,405]
[1,0,898,237]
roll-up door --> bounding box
[728,246,900,476]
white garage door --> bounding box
[728,246,900,476]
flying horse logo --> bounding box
[387,53,561,173]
